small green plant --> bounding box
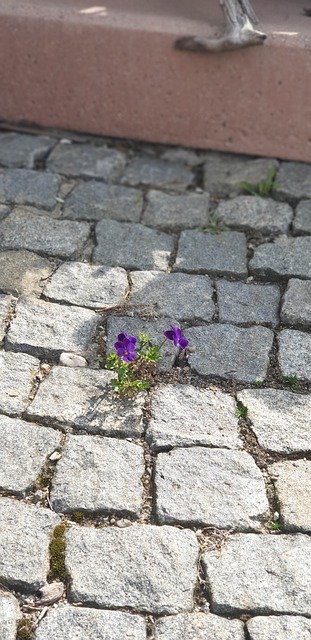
[203,213,229,234]
[235,403,248,419]
[240,167,277,198]
[71,511,84,524]
[48,523,68,582]
[269,521,282,531]
[17,618,33,640]
[253,379,263,387]
[283,374,299,389]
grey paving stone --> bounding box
[129,271,215,322]
[274,161,311,202]
[27,366,145,437]
[47,142,126,180]
[93,220,174,271]
[281,279,311,328]
[174,230,247,277]
[202,533,311,616]
[0,414,61,495]
[147,384,242,451]
[121,157,194,191]
[216,280,280,326]
[51,434,144,517]
[0,497,60,592]
[161,147,203,166]
[270,460,311,532]
[143,190,210,231]
[204,153,279,196]
[0,132,55,169]
[44,262,128,309]
[156,447,268,530]
[34,605,147,640]
[0,294,12,342]
[155,612,244,640]
[0,250,54,296]
[0,205,9,220]
[63,181,143,222]
[0,592,21,640]
[278,329,311,381]
[215,196,292,235]
[0,211,90,259]
[0,169,61,209]
[237,389,311,454]
[6,296,99,360]
[66,524,199,614]
[293,200,311,235]
[247,615,311,640]
[0,351,40,416]
[249,236,311,280]
[186,324,273,383]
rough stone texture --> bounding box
[121,157,194,191]
[129,271,215,322]
[34,606,147,640]
[0,592,21,640]
[147,385,242,451]
[0,132,55,169]
[27,366,144,437]
[216,196,293,236]
[187,324,274,383]
[156,447,268,530]
[155,613,244,640]
[247,615,311,640]
[0,294,12,342]
[0,414,61,495]
[0,351,40,416]
[0,497,60,592]
[143,190,210,231]
[202,533,311,616]
[217,280,280,326]
[174,230,247,278]
[204,154,279,196]
[63,181,143,222]
[274,161,311,201]
[161,148,202,166]
[0,211,90,259]
[278,329,311,381]
[93,219,173,271]
[47,142,126,180]
[281,279,311,327]
[270,460,311,532]
[0,169,61,209]
[6,296,99,360]
[237,388,311,454]
[0,205,9,220]
[249,236,311,280]
[66,524,198,614]
[51,434,144,517]
[44,262,128,309]
[0,250,54,296]
[293,199,311,235]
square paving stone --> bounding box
[0,414,61,495]
[66,524,199,614]
[0,294,13,342]
[293,200,311,235]
[204,153,279,196]
[247,615,311,640]
[44,262,128,309]
[0,592,21,640]
[174,230,247,278]
[0,132,55,169]
[202,533,311,616]
[0,497,60,592]
[129,271,215,322]
[269,460,311,533]
[273,161,311,202]
[215,196,293,235]
[186,324,274,383]
[0,351,40,416]
[249,236,311,280]
[121,157,194,191]
[47,142,126,180]
[278,329,311,381]
[237,389,311,454]
[281,279,311,328]
[0,211,90,259]
[0,169,61,209]
[0,250,54,296]
[93,220,174,271]
[27,366,145,437]
[6,296,99,360]
[155,613,244,640]
[216,280,280,326]
[63,181,143,222]
[50,434,144,517]
[147,384,242,451]
[155,447,268,530]
[143,190,210,231]
[34,606,147,640]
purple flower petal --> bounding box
[179,337,189,350]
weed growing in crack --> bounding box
[235,403,248,419]
[269,521,282,532]
[48,523,68,583]
[283,373,299,390]
[240,166,277,197]
[202,213,229,234]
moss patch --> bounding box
[17,618,33,640]
[71,511,84,524]
[48,523,68,583]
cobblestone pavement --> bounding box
[0,129,310,639]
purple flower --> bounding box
[114,333,137,362]
[163,325,189,350]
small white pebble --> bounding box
[115,519,132,528]
[59,352,87,367]
[60,138,72,144]
[49,450,62,462]
[274,511,279,520]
